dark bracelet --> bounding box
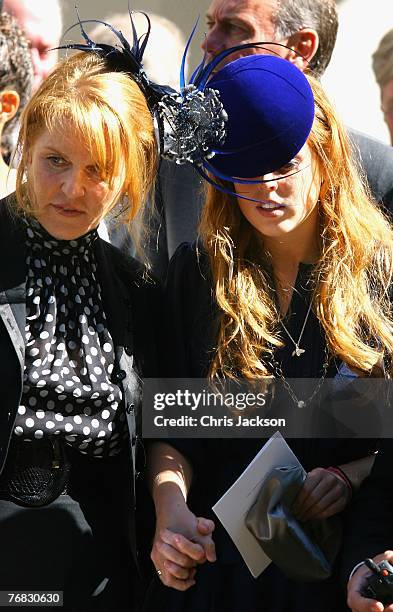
[326,466,353,498]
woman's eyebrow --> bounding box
[40,146,63,154]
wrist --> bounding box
[155,498,195,536]
[326,466,353,499]
[154,481,189,521]
[153,468,188,502]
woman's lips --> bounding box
[256,202,286,217]
[51,204,83,217]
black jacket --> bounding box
[341,439,393,582]
[0,197,160,492]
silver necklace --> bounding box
[269,351,331,409]
[280,299,313,357]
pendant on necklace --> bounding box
[297,400,305,408]
[292,346,305,357]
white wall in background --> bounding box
[61,0,211,78]
[323,0,393,143]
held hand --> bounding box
[151,508,216,591]
[347,552,393,612]
[292,467,351,521]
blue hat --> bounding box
[206,54,315,179]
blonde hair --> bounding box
[200,75,393,380]
[373,28,393,88]
[15,51,157,255]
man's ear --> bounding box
[283,29,319,73]
[0,90,20,122]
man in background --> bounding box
[373,28,393,145]
[4,0,62,91]
[202,0,336,76]
[0,9,33,197]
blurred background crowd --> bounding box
[60,0,393,146]
[1,0,393,150]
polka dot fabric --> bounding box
[14,219,128,458]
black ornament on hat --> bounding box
[58,9,227,162]
[156,18,228,165]
[58,7,176,151]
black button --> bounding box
[126,403,135,414]
[131,434,136,445]
[124,346,133,356]
[115,369,126,382]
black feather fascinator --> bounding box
[59,9,174,111]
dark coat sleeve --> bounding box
[161,242,218,470]
[349,129,393,215]
[164,241,217,379]
[341,439,393,582]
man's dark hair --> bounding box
[273,0,338,77]
[0,11,33,161]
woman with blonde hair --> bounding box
[147,57,393,612]
[0,35,160,610]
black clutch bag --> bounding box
[0,437,70,507]
[245,465,342,581]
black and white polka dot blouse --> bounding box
[13,218,128,458]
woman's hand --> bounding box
[148,442,216,590]
[292,467,352,521]
[151,507,216,591]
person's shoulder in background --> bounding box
[349,128,393,214]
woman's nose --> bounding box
[61,169,86,199]
[262,174,280,191]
